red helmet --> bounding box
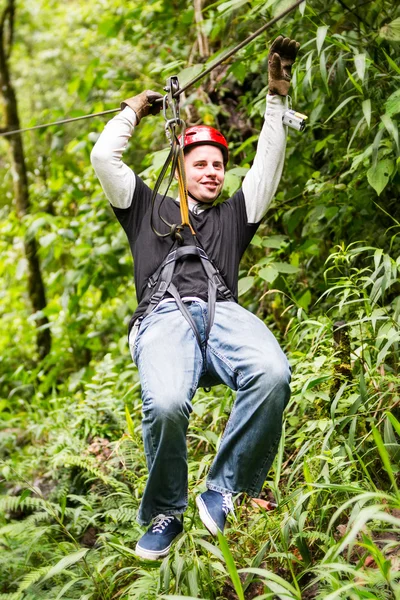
[179,125,229,164]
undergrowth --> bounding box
[1,244,399,599]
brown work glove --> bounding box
[268,36,300,96]
[121,90,163,124]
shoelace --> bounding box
[152,514,174,533]
[222,493,234,516]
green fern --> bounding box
[17,566,52,593]
[63,455,131,495]
[106,507,137,524]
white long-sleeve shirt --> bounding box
[91,94,288,224]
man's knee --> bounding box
[243,353,291,409]
[143,392,192,425]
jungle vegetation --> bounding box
[0,0,399,598]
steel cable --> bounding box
[0,0,305,138]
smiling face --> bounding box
[183,144,225,203]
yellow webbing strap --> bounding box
[176,145,196,236]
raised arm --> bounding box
[242,94,288,223]
[243,36,300,223]
[90,90,163,209]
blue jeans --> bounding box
[132,300,291,526]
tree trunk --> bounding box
[0,0,51,360]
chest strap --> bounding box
[141,245,235,350]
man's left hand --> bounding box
[268,36,300,96]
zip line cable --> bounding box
[0,0,305,138]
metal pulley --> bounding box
[162,76,186,143]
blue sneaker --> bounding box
[196,490,234,535]
[135,514,183,560]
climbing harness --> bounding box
[0,0,306,137]
[135,242,236,356]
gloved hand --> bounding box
[121,90,164,124]
[268,36,300,96]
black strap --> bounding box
[168,282,203,349]
[141,243,235,352]
[206,279,217,341]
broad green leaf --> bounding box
[55,578,87,600]
[217,531,244,600]
[18,489,32,506]
[386,412,400,438]
[379,17,400,41]
[229,60,247,84]
[354,53,366,82]
[320,50,328,91]
[194,538,224,561]
[324,95,358,123]
[42,549,89,582]
[125,404,135,438]
[385,89,400,117]
[262,235,287,248]
[250,234,262,248]
[299,0,306,15]
[362,99,371,128]
[316,26,328,55]
[372,425,399,496]
[347,115,366,152]
[238,276,254,296]
[39,232,57,248]
[227,167,249,177]
[259,266,279,283]
[272,262,300,274]
[217,0,248,14]
[382,49,400,74]
[297,289,311,310]
[177,64,204,88]
[238,568,300,598]
[223,172,241,196]
[367,159,394,195]
[381,114,399,151]
[346,69,363,95]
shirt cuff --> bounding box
[121,105,137,127]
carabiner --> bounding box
[163,76,180,122]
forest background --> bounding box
[0,0,400,598]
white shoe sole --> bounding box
[196,495,218,536]
[135,532,183,561]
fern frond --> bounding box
[64,456,131,494]
[17,565,52,592]
[0,495,48,513]
[293,530,333,544]
[106,507,137,524]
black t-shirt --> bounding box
[112,175,260,329]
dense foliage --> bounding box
[0,0,399,598]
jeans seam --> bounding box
[206,347,241,483]
[208,344,244,384]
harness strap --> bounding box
[206,279,217,341]
[140,244,235,352]
[168,282,203,349]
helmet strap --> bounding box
[188,190,201,203]
[188,190,221,207]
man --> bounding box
[91,36,299,560]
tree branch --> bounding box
[6,0,15,59]
[0,0,15,60]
